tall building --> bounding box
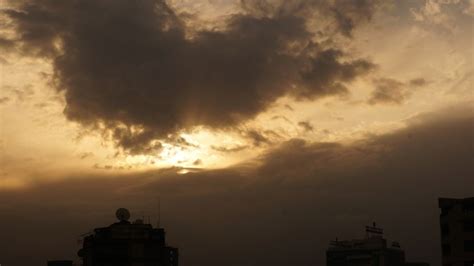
[439,197,474,266]
[78,208,178,266]
[326,223,427,266]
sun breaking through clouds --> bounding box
[0,0,472,265]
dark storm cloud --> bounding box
[0,105,472,266]
[368,78,410,105]
[3,0,377,153]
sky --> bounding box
[0,0,472,265]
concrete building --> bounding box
[78,208,178,266]
[326,223,428,266]
[439,197,474,266]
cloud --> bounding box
[0,97,10,105]
[271,115,293,124]
[78,152,94,160]
[0,104,472,266]
[192,159,202,166]
[245,129,273,147]
[284,104,294,111]
[327,0,381,37]
[3,0,376,154]
[368,78,411,105]
[409,77,428,87]
[241,0,381,37]
[298,121,314,132]
[368,77,429,105]
[0,37,16,51]
[464,0,474,15]
[0,56,9,64]
[211,144,248,153]
[409,0,472,31]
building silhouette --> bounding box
[77,208,178,266]
[47,261,73,266]
[326,223,428,266]
[439,197,474,266]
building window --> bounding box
[465,240,474,252]
[442,244,451,256]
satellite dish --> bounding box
[116,208,131,222]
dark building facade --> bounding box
[326,224,427,266]
[78,208,178,266]
[439,197,474,266]
[47,261,73,266]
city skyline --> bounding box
[0,0,473,265]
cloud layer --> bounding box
[3,0,377,153]
[0,105,472,266]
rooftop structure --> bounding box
[78,208,178,266]
[326,223,428,266]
